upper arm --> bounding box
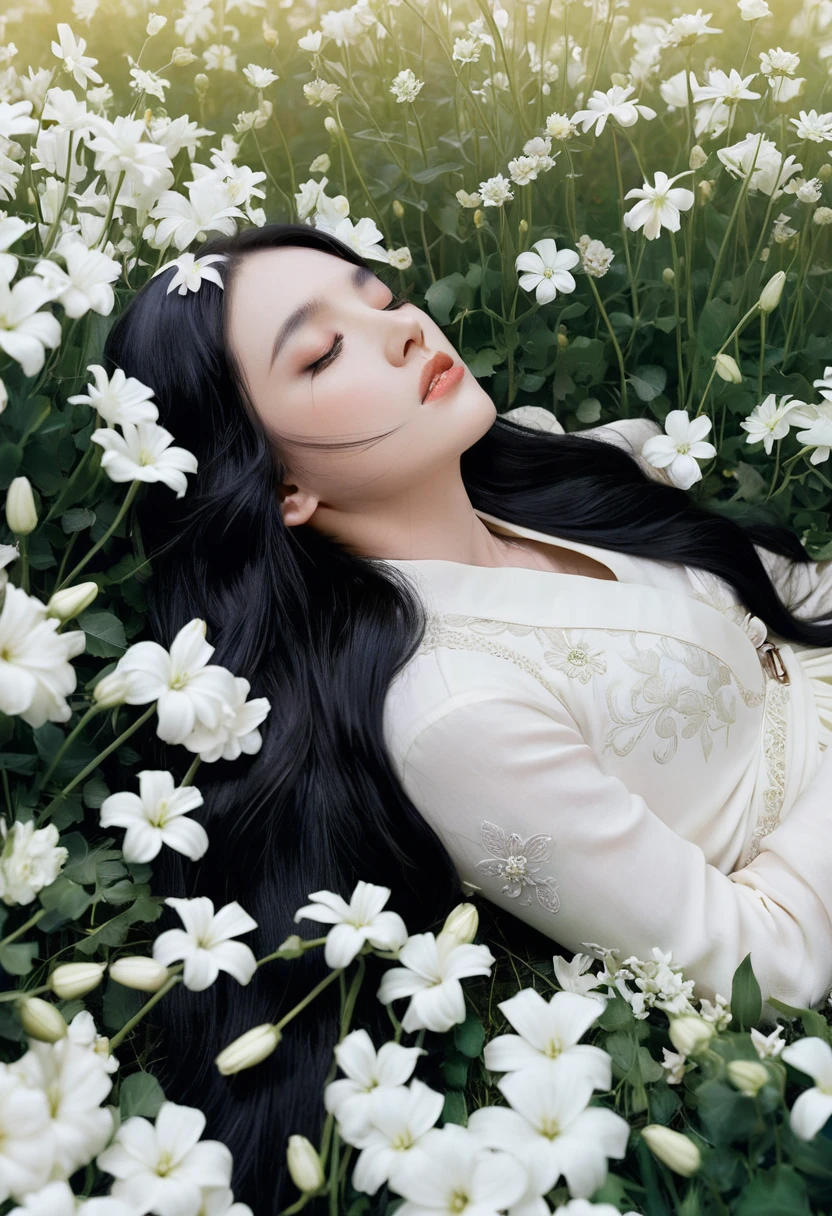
[400,692,832,1008]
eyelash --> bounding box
[306,292,409,377]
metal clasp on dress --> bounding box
[757,641,790,684]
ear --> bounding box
[278,482,319,528]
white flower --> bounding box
[699,993,732,1031]
[781,1038,832,1140]
[112,618,238,747]
[150,251,228,296]
[67,1010,119,1074]
[325,216,389,264]
[90,419,198,498]
[152,896,258,991]
[341,1079,445,1195]
[99,770,208,863]
[623,170,695,241]
[0,819,67,906]
[640,410,716,489]
[661,1048,689,1085]
[484,989,610,1091]
[611,947,696,1018]
[0,1063,53,1203]
[766,75,805,104]
[180,675,271,763]
[740,393,805,455]
[193,1187,253,1215]
[751,1024,786,1059]
[390,68,424,104]
[717,133,803,198]
[32,233,121,319]
[516,238,580,304]
[478,174,514,207]
[8,1178,136,1215]
[790,110,832,143]
[147,179,246,252]
[96,1101,233,1216]
[571,84,656,137]
[553,951,608,998]
[692,69,760,107]
[0,274,63,377]
[795,414,832,465]
[51,23,103,90]
[660,9,723,47]
[377,932,495,1033]
[324,1029,425,1140]
[294,881,408,969]
[468,1054,630,1200]
[303,77,341,106]
[9,1036,113,1181]
[759,46,800,77]
[783,177,823,204]
[242,64,279,90]
[389,1124,528,1215]
[814,367,832,403]
[545,112,578,140]
[576,235,614,278]
[738,0,770,18]
[67,363,159,428]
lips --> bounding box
[419,352,455,403]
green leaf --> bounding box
[629,366,668,403]
[648,1078,681,1125]
[83,775,111,809]
[61,507,96,534]
[730,953,762,1030]
[518,372,546,392]
[466,348,502,378]
[77,610,127,658]
[598,995,635,1032]
[734,1167,811,1216]
[76,896,163,954]
[769,998,832,1044]
[410,161,464,184]
[102,976,142,1032]
[698,298,738,356]
[0,752,37,775]
[696,1078,758,1145]
[0,940,39,976]
[441,1050,470,1089]
[454,1011,485,1058]
[119,1071,166,1120]
[0,441,23,487]
[441,1090,467,1126]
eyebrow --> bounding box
[269,263,377,371]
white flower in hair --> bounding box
[150,251,228,296]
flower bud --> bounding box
[19,997,68,1042]
[640,1125,702,1176]
[93,670,131,709]
[727,1059,769,1097]
[759,270,786,313]
[698,179,713,203]
[215,1023,282,1075]
[689,144,707,170]
[172,46,197,66]
[46,581,99,621]
[392,199,405,218]
[287,1135,325,1193]
[610,72,629,87]
[146,14,167,34]
[668,1014,715,1058]
[275,933,305,959]
[194,73,210,96]
[557,329,569,349]
[5,476,38,536]
[473,209,485,228]
[713,353,742,383]
[519,218,528,234]
[109,956,170,991]
[262,25,279,47]
[0,378,7,415]
[324,116,338,135]
[819,163,832,182]
[50,962,106,999]
[439,902,479,947]
[662,267,675,285]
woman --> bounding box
[104,221,832,1210]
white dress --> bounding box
[377,414,832,1010]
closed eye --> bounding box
[306,292,409,378]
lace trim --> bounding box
[740,680,791,866]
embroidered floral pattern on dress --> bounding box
[602,633,740,764]
[741,679,791,866]
[475,820,561,913]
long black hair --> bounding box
[100,221,832,1213]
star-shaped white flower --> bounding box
[571,84,656,137]
[0,274,63,377]
[623,170,695,241]
[0,584,85,729]
[152,896,258,991]
[99,770,208,863]
[389,1124,529,1216]
[180,675,271,763]
[740,393,805,455]
[294,881,408,969]
[96,1101,233,1215]
[553,951,609,999]
[813,366,832,403]
[640,409,716,489]
[51,22,103,90]
[67,363,159,428]
[692,68,760,107]
[661,9,723,48]
[90,418,198,498]
[751,1024,785,1059]
[112,618,238,746]
[484,989,610,1091]
[781,1038,832,1140]
[516,238,580,305]
[150,251,228,296]
[376,931,495,1033]
[342,1079,445,1196]
[324,1028,425,1140]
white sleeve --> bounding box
[400,691,832,1008]
[753,543,832,624]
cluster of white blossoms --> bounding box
[0,577,86,729]
[0,819,67,907]
[292,173,412,269]
[740,369,832,464]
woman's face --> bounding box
[226,246,496,536]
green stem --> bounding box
[17,534,29,595]
[35,703,158,827]
[670,231,686,404]
[586,274,629,415]
[765,436,782,501]
[612,130,638,319]
[691,302,761,416]
[704,133,764,310]
[33,704,103,797]
[274,967,343,1032]
[758,310,766,399]
[55,481,141,592]
[180,755,202,788]
[0,907,47,948]
[109,973,182,1050]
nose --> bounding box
[398,316,424,363]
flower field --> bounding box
[2,0,832,1212]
